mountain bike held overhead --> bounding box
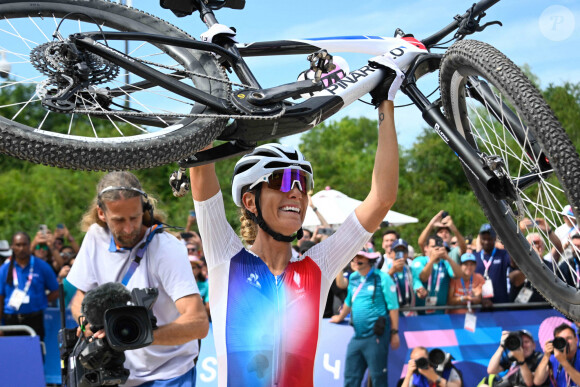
[0,0,579,321]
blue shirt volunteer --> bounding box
[345,269,399,338]
[475,248,511,304]
[411,256,455,314]
[0,256,59,314]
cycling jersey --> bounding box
[195,191,372,387]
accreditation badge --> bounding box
[515,287,533,304]
[464,312,477,332]
[7,288,27,310]
[482,278,494,298]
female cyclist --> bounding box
[189,55,403,387]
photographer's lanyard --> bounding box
[481,248,497,278]
[352,268,374,303]
[121,224,163,286]
[427,262,444,294]
[13,256,34,294]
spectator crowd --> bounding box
[0,198,579,386]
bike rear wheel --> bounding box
[440,39,580,318]
[0,0,229,170]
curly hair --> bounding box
[239,208,258,246]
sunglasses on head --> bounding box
[35,244,49,251]
[250,169,313,194]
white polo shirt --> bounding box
[67,223,200,386]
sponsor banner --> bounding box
[40,307,565,385]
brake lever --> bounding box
[476,20,503,32]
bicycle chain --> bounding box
[137,56,257,91]
[33,40,283,121]
[73,104,286,121]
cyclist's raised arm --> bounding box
[189,145,220,202]
[355,56,403,232]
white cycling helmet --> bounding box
[232,143,313,207]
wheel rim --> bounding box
[0,6,220,141]
[448,69,580,300]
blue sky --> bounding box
[135,1,579,148]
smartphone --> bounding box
[395,251,405,260]
[189,210,196,217]
[39,224,48,235]
[441,211,449,219]
[319,228,333,236]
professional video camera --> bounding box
[58,282,158,387]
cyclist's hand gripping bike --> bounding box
[0,0,579,318]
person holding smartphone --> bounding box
[381,239,417,316]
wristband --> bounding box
[390,329,399,335]
[516,359,525,366]
[312,207,317,212]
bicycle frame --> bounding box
[70,0,511,198]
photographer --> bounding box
[534,323,580,386]
[67,172,208,386]
[401,346,462,387]
[330,249,400,386]
[487,330,546,387]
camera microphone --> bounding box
[81,282,132,331]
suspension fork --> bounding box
[401,81,508,199]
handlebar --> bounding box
[421,0,501,48]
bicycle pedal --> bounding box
[169,169,190,197]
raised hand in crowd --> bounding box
[418,210,467,258]
[387,256,406,276]
[185,209,197,232]
[53,223,79,253]
[519,217,563,262]
[31,228,65,272]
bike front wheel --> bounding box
[440,39,580,318]
[0,0,230,170]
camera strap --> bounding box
[122,224,163,286]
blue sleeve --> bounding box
[381,274,399,310]
[0,264,8,296]
[345,281,353,308]
[411,258,426,290]
[43,262,59,292]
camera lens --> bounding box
[415,357,429,370]
[111,317,141,345]
[553,337,568,352]
[428,348,446,365]
[504,332,522,351]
